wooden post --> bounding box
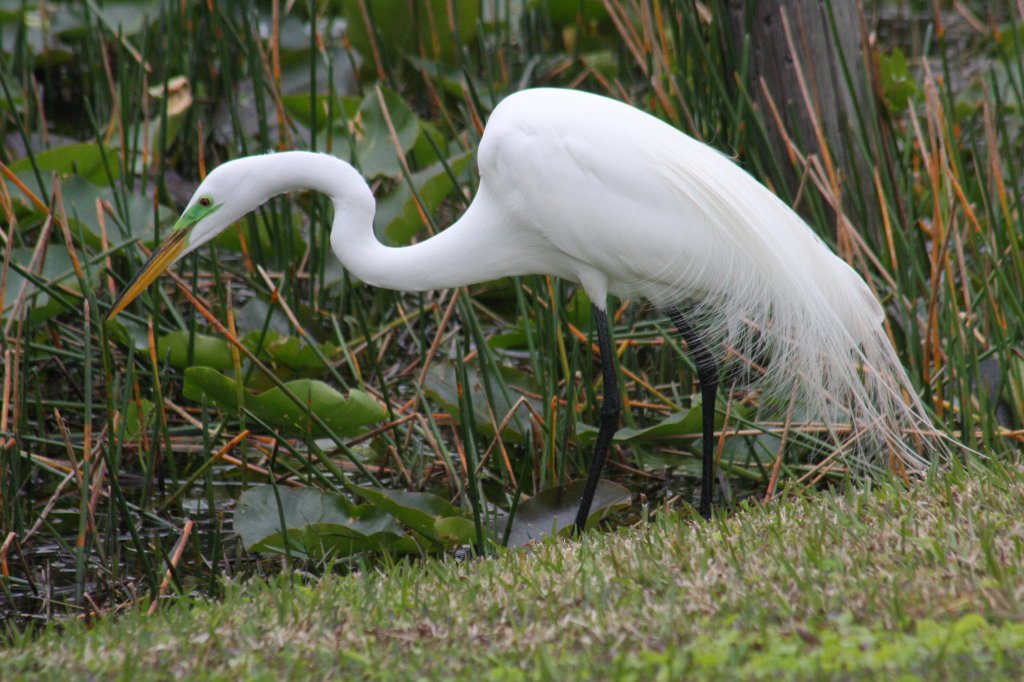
[727,0,880,240]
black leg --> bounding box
[574,305,622,534]
[668,309,718,519]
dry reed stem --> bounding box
[147,519,194,616]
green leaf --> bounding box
[11,142,119,185]
[108,324,235,371]
[242,330,342,373]
[433,516,478,544]
[343,485,470,544]
[57,2,152,41]
[182,367,386,437]
[565,289,593,328]
[59,176,176,247]
[123,398,155,438]
[127,76,193,175]
[233,297,293,338]
[117,324,338,376]
[282,93,359,132]
[235,485,409,560]
[577,402,725,447]
[504,479,630,547]
[878,48,918,112]
[424,362,542,444]
[154,331,235,370]
[612,406,712,442]
[348,87,420,179]
[374,150,474,245]
[8,174,173,248]
[409,120,449,167]
[1,246,96,323]
[487,328,529,350]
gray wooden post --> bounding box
[727,0,880,238]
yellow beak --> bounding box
[106,226,192,321]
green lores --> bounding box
[174,195,220,232]
[106,196,220,320]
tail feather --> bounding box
[666,146,953,474]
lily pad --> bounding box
[106,322,235,371]
[374,150,474,245]
[346,87,420,179]
[424,362,542,444]
[155,331,235,370]
[344,485,475,544]
[242,330,342,373]
[233,297,293,338]
[576,403,724,448]
[123,398,155,438]
[10,142,119,185]
[612,404,723,442]
[1,246,95,323]
[9,174,174,248]
[235,484,478,559]
[182,367,386,437]
[61,176,176,247]
[503,479,630,547]
[282,93,360,133]
[235,485,411,560]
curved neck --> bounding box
[264,152,541,291]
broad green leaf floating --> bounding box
[409,120,449,167]
[348,87,420,179]
[242,330,342,373]
[878,48,918,112]
[375,150,474,245]
[107,319,339,377]
[344,485,474,545]
[182,367,386,437]
[433,516,478,544]
[104,323,235,371]
[58,175,176,247]
[123,398,155,438]
[612,404,724,443]
[503,479,630,548]
[235,484,477,560]
[232,297,293,338]
[10,142,119,185]
[576,403,725,448]
[424,362,541,444]
[281,93,359,132]
[8,172,174,248]
[155,331,235,370]
[235,485,412,561]
[1,246,96,323]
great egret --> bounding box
[107,87,945,531]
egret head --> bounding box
[105,160,260,320]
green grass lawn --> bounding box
[5,461,1024,681]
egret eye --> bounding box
[198,196,213,208]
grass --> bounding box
[4,460,1024,680]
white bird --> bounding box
[107,87,947,531]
